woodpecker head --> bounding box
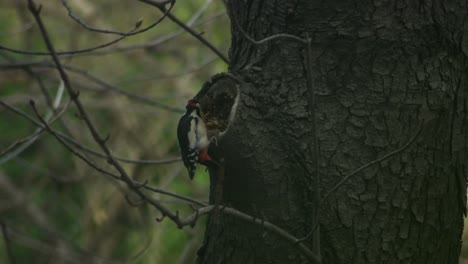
[186,99,201,115]
[186,99,199,108]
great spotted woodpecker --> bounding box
[177,99,212,179]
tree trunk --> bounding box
[197,1,468,263]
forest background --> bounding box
[0,1,467,263]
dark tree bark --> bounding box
[197,1,468,263]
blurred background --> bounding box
[1,1,468,264]
[0,0,228,263]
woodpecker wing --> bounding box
[177,114,198,179]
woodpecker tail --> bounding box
[186,150,198,180]
[187,165,196,179]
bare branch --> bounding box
[177,206,321,264]
[0,100,181,165]
[0,61,184,113]
[0,172,122,264]
[71,11,226,56]
[140,184,206,206]
[0,11,225,59]
[0,91,69,164]
[14,1,199,225]
[116,56,218,84]
[29,100,121,180]
[139,0,229,64]
[0,222,16,264]
[0,23,140,56]
[28,102,199,207]
[1,224,120,264]
[62,0,174,36]
[1,99,201,206]
[0,58,50,69]
[59,64,184,113]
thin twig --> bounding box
[60,134,181,165]
[29,100,121,181]
[27,101,202,206]
[27,0,181,225]
[0,11,226,58]
[68,11,226,56]
[2,99,197,206]
[140,184,206,206]
[0,22,33,37]
[59,64,183,113]
[0,61,184,113]
[0,58,50,69]
[0,23,140,56]
[62,0,174,36]
[1,224,119,264]
[139,0,229,64]
[21,4,318,264]
[0,100,181,165]
[116,56,218,85]
[0,97,69,163]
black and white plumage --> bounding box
[177,99,210,179]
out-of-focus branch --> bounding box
[0,221,16,264]
[0,99,201,205]
[62,0,174,36]
[71,11,226,56]
[0,58,50,68]
[29,100,122,181]
[0,88,69,164]
[0,100,181,165]
[176,236,199,264]
[0,52,54,108]
[0,22,141,56]
[0,172,121,264]
[0,61,184,113]
[3,0,194,211]
[0,80,68,165]
[0,11,226,58]
[117,56,218,85]
[58,64,184,113]
[0,21,34,37]
[1,224,120,264]
[139,0,229,64]
[8,6,317,263]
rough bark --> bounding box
[197,1,468,263]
